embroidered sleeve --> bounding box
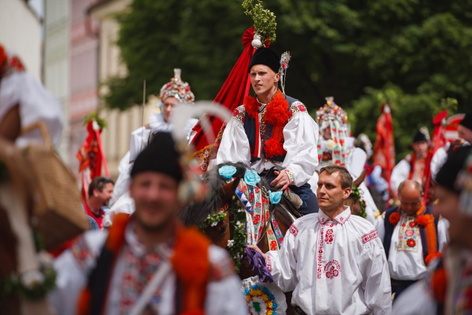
[70,236,95,269]
[209,248,237,281]
[361,229,379,244]
[289,101,307,116]
[284,169,295,185]
[231,106,245,123]
[288,223,299,237]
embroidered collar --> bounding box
[319,207,351,225]
[125,221,174,258]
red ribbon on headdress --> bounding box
[373,104,395,187]
[191,27,256,170]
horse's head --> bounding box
[179,162,248,247]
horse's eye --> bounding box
[219,225,227,235]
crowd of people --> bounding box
[1,40,472,315]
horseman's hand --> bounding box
[247,244,266,257]
[271,170,290,191]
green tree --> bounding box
[105,0,472,158]
[105,0,249,110]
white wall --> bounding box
[0,0,42,81]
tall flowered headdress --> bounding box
[316,97,348,166]
[159,68,195,104]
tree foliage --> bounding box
[105,0,472,158]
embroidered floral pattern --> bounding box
[70,237,94,269]
[316,224,326,279]
[289,224,298,236]
[397,216,420,252]
[361,230,379,244]
[119,247,164,313]
[289,102,307,114]
[325,260,341,279]
[325,229,334,244]
[232,106,245,123]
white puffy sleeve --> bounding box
[359,235,392,314]
[437,218,449,252]
[216,106,251,166]
[265,223,299,292]
[0,70,63,148]
[282,104,319,186]
[392,280,438,314]
[390,158,411,194]
[48,231,107,314]
[374,213,386,241]
[205,246,248,315]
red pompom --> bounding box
[416,214,432,227]
[389,212,400,225]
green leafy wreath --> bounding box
[242,0,277,43]
[350,186,367,219]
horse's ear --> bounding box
[221,178,241,200]
[353,169,367,188]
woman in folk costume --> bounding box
[313,97,380,223]
[107,69,198,223]
[216,47,320,215]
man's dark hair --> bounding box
[88,176,114,197]
[319,165,353,189]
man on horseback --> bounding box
[49,132,247,314]
[216,47,319,215]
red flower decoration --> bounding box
[409,221,417,228]
[407,239,416,247]
[389,212,400,225]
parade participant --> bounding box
[108,69,197,221]
[48,132,247,314]
[83,176,114,229]
[216,47,319,215]
[393,145,472,314]
[431,113,472,178]
[375,179,448,300]
[250,165,392,314]
[0,44,62,147]
[314,98,380,222]
[390,128,433,195]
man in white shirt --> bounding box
[375,179,448,301]
[390,128,432,196]
[251,165,392,314]
[49,132,247,315]
[216,47,319,214]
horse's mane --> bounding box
[179,162,251,227]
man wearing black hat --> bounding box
[49,132,247,314]
[216,47,319,215]
[390,128,432,196]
